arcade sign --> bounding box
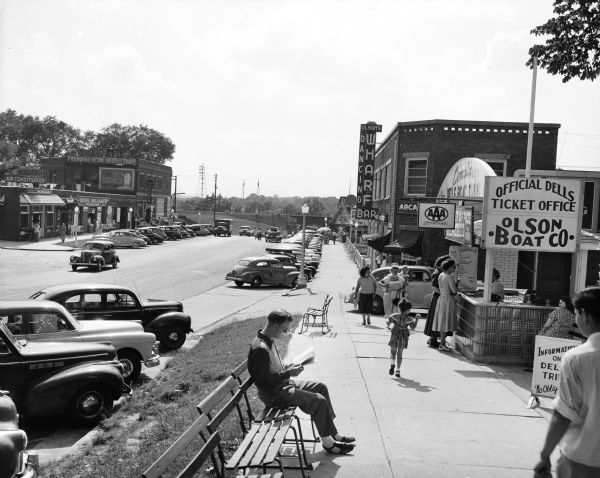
[418,202,456,229]
[397,200,418,215]
[481,176,583,252]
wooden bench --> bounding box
[142,361,317,478]
[299,294,332,334]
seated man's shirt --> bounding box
[248,330,291,404]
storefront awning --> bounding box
[20,193,66,206]
[383,230,423,257]
[366,232,392,252]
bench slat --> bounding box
[247,424,281,467]
[226,424,261,468]
[261,418,294,465]
[208,377,253,431]
[175,432,221,478]
[238,422,275,468]
[230,359,248,379]
[197,376,238,415]
[142,414,210,478]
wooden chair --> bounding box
[300,294,332,334]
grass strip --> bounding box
[40,315,298,478]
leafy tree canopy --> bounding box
[528,0,600,82]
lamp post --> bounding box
[129,207,133,229]
[296,204,309,289]
[354,221,359,244]
[73,206,79,243]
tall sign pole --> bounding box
[356,122,382,221]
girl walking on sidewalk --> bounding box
[387,298,418,378]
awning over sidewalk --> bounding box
[366,232,392,252]
[383,230,423,257]
[20,193,65,206]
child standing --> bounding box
[386,298,417,378]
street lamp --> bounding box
[129,207,133,229]
[73,206,79,243]
[296,204,309,289]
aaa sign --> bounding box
[481,177,583,252]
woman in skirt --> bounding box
[353,265,377,325]
[424,255,451,348]
[432,258,458,352]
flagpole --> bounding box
[525,56,537,178]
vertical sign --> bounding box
[356,122,382,220]
[449,245,478,291]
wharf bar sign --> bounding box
[355,122,382,220]
[481,177,583,252]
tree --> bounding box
[528,0,600,82]
[0,140,19,181]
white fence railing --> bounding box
[344,241,370,270]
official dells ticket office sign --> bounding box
[481,177,583,252]
[355,122,382,220]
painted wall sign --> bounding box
[397,199,418,214]
[481,176,583,252]
[99,168,135,191]
[445,206,473,245]
[531,336,581,399]
[437,157,496,199]
[67,156,137,166]
[356,122,382,218]
[418,202,456,229]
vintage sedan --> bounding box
[188,224,211,236]
[346,265,435,313]
[0,321,125,425]
[239,225,253,236]
[136,227,164,244]
[159,225,182,240]
[70,240,120,272]
[1,300,159,384]
[93,230,147,248]
[29,283,193,350]
[265,253,316,281]
[225,257,300,288]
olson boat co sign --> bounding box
[481,176,583,252]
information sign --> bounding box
[531,336,581,399]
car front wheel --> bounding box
[117,349,141,384]
[251,276,262,288]
[112,259,118,269]
[161,325,186,349]
[132,242,140,249]
[96,261,103,272]
[70,384,113,425]
[234,280,244,287]
[71,265,77,271]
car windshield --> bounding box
[238,260,250,266]
[28,291,45,299]
[83,243,103,250]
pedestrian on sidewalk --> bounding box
[379,264,405,319]
[431,258,458,352]
[534,286,600,478]
[424,255,451,348]
[386,298,417,378]
[353,265,377,325]
[331,230,337,244]
[248,308,356,455]
[32,222,40,242]
[59,223,67,244]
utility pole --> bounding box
[198,164,205,197]
[172,175,178,212]
[242,179,245,200]
[213,174,217,224]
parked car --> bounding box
[159,225,182,240]
[239,225,253,236]
[29,283,193,350]
[175,223,196,237]
[129,230,152,245]
[214,219,232,237]
[265,227,283,243]
[345,265,435,313]
[172,225,191,238]
[70,240,120,272]
[0,392,38,478]
[199,224,215,235]
[136,227,164,244]
[225,257,300,288]
[265,253,315,280]
[147,226,169,241]
[1,300,159,384]
[187,224,211,236]
[93,230,147,248]
[0,321,125,425]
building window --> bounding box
[386,162,392,198]
[485,160,506,176]
[405,158,427,196]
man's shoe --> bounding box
[323,441,355,454]
[336,435,356,443]
[388,364,395,375]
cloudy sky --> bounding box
[1,0,598,198]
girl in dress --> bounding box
[386,297,417,378]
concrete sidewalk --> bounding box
[0,234,94,251]
[260,243,555,478]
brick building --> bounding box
[368,119,560,269]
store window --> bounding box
[485,160,506,176]
[405,158,428,196]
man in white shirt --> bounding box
[534,287,600,477]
